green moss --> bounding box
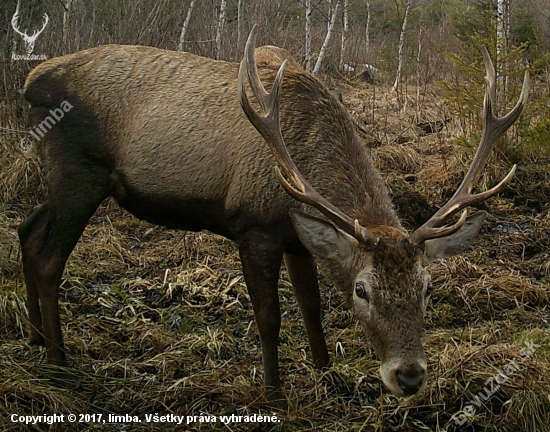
[432,303,456,327]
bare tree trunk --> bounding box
[178,0,196,51]
[11,0,21,62]
[305,0,312,72]
[496,0,510,91]
[392,0,412,92]
[215,0,227,60]
[497,0,506,60]
[339,0,348,71]
[365,0,371,59]
[313,0,340,76]
[327,0,332,32]
[63,0,74,52]
[416,26,423,114]
[237,0,244,53]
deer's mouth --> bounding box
[379,357,427,396]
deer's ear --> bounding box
[289,209,358,263]
[423,211,486,263]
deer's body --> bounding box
[20,32,528,401]
[25,45,394,237]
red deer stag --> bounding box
[20,26,528,400]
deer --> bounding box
[19,26,528,402]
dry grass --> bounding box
[1,80,549,432]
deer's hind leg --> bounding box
[18,148,112,365]
[19,205,49,347]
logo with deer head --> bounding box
[11,8,49,55]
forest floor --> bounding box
[1,77,549,431]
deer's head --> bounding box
[239,26,529,396]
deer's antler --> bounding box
[238,25,378,246]
[410,46,529,245]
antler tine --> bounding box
[238,25,378,246]
[410,46,530,245]
[241,26,270,112]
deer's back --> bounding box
[23,45,326,239]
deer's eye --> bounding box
[355,282,368,301]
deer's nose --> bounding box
[395,366,425,396]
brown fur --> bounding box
[18,43,443,400]
[254,45,302,70]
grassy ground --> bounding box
[1,79,549,431]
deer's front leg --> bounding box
[239,230,283,402]
[284,251,330,369]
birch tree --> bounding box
[339,0,349,71]
[416,26,423,113]
[237,0,244,53]
[327,0,332,32]
[62,0,74,50]
[496,0,511,89]
[214,0,227,60]
[496,0,508,60]
[11,0,22,62]
[178,0,196,51]
[392,0,413,92]
[305,0,312,72]
[365,0,371,58]
[313,0,340,76]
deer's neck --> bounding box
[305,137,403,232]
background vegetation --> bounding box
[1,1,549,431]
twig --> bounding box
[0,127,29,135]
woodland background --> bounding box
[1,1,550,431]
